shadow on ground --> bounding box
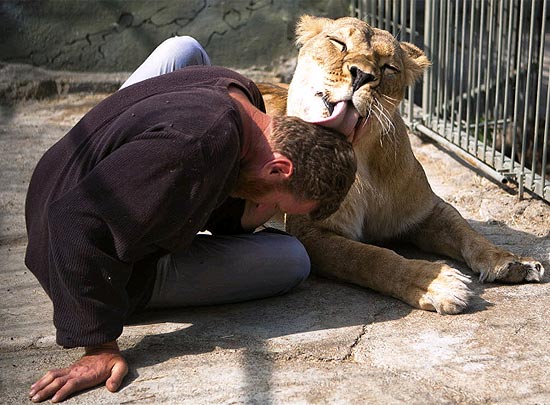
[123,276,411,397]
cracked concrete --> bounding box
[1,68,549,403]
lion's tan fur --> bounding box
[260,15,544,314]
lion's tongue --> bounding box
[306,101,361,141]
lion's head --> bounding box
[287,15,430,142]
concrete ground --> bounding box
[1,66,549,404]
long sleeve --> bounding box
[45,127,240,347]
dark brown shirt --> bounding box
[25,66,265,348]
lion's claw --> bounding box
[480,257,545,283]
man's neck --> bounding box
[228,86,273,173]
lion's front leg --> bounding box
[287,216,473,314]
[408,197,545,283]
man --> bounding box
[26,41,356,402]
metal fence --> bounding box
[352,0,549,202]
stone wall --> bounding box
[0,0,350,78]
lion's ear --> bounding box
[400,42,431,85]
[295,15,333,46]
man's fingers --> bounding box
[30,369,63,396]
[50,379,79,403]
[106,359,128,392]
[30,375,68,403]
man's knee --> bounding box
[158,36,202,53]
[155,36,210,66]
[258,231,311,286]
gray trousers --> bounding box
[146,230,310,308]
[122,36,311,308]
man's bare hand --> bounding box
[28,341,128,403]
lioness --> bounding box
[259,15,545,314]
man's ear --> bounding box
[265,153,293,180]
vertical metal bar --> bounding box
[354,0,360,18]
[464,0,477,152]
[518,1,536,199]
[365,0,372,25]
[500,0,515,169]
[370,0,375,25]
[531,0,547,190]
[431,1,440,125]
[456,0,468,146]
[433,0,439,127]
[473,0,486,157]
[511,0,525,175]
[400,0,406,40]
[426,0,433,123]
[450,0,460,142]
[399,0,406,117]
[442,1,448,130]
[384,1,392,32]
[491,0,506,168]
[370,0,376,26]
[431,1,441,131]
[442,0,452,139]
[431,1,442,130]
[482,0,495,162]
[392,0,399,37]
[423,0,432,123]
[407,0,416,122]
[542,65,550,200]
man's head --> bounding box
[268,115,357,220]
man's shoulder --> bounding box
[170,65,250,83]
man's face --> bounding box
[231,170,318,216]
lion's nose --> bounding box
[350,66,376,91]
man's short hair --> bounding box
[270,115,357,220]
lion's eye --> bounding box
[382,64,400,74]
[329,38,347,52]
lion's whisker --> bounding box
[372,99,394,136]
[372,98,397,148]
[380,94,400,104]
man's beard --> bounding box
[230,171,286,201]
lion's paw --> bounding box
[480,257,545,284]
[419,265,473,315]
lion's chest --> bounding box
[324,160,420,243]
